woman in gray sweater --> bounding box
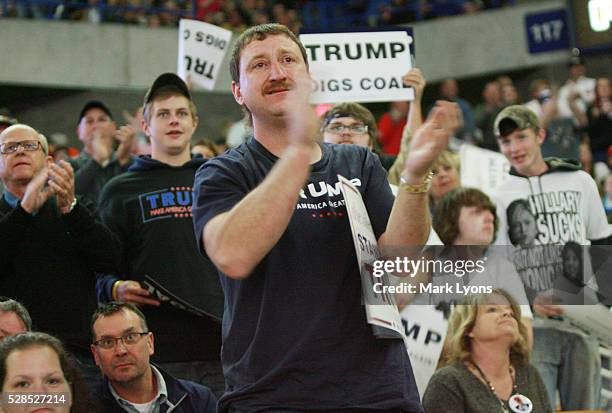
[423,289,552,413]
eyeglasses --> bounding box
[325,124,368,135]
[0,140,42,155]
[93,332,149,349]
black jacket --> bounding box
[95,365,217,413]
[69,151,134,205]
[0,195,120,355]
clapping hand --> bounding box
[20,168,53,214]
[48,160,76,214]
[402,101,461,182]
[114,125,136,165]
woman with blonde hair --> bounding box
[429,150,460,208]
[423,289,551,413]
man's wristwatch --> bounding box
[399,171,434,194]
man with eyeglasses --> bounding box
[91,302,216,412]
[320,72,444,248]
[0,124,120,370]
[321,102,396,171]
[319,68,429,181]
[321,107,372,147]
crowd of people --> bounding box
[1,0,306,29]
[376,56,612,207]
[2,0,515,31]
[1,20,611,413]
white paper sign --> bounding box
[338,175,407,342]
[400,305,448,398]
[300,31,415,104]
[460,144,510,193]
[178,19,232,90]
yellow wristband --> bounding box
[111,280,123,301]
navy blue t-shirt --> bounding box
[192,138,422,413]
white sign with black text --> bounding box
[400,304,448,398]
[178,19,232,90]
[460,144,510,193]
[338,175,407,343]
[299,31,414,104]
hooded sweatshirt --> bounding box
[98,155,223,363]
[492,158,610,302]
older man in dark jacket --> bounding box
[0,123,120,360]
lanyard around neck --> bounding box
[470,360,517,412]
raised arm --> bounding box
[383,101,461,247]
[202,144,314,279]
[48,161,121,273]
[197,93,321,280]
[0,169,53,261]
[388,68,426,185]
[403,68,426,140]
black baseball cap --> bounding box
[78,100,113,124]
[0,108,17,128]
[143,73,191,106]
[0,115,17,128]
[568,55,585,67]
